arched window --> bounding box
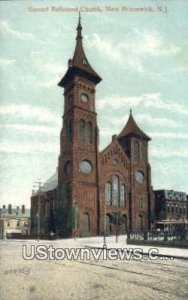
[66,119,72,142]
[105,182,112,205]
[142,142,147,161]
[120,185,126,207]
[112,175,119,206]
[139,198,143,209]
[134,141,139,161]
[85,122,93,144]
[79,119,85,142]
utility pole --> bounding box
[116,196,119,243]
[103,202,107,247]
[33,181,43,240]
[116,211,118,243]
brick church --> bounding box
[31,16,155,237]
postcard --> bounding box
[0,1,188,299]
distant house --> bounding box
[154,190,188,231]
[0,204,30,239]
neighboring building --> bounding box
[155,190,188,231]
[31,16,155,237]
[0,204,30,239]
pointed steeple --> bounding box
[76,12,82,39]
[118,111,151,140]
[58,14,102,87]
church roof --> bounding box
[41,172,58,193]
[58,14,102,87]
[118,111,151,140]
[33,171,58,196]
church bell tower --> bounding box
[56,15,102,237]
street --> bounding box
[0,236,188,300]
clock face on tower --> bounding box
[81,93,89,103]
[79,160,92,174]
[135,171,145,183]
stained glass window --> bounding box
[85,122,93,144]
[120,185,126,207]
[134,141,139,161]
[66,119,72,142]
[105,182,112,205]
[112,175,119,206]
[79,119,85,141]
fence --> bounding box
[127,230,188,248]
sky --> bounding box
[0,0,188,208]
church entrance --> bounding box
[82,213,90,237]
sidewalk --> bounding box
[81,235,188,260]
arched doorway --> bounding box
[105,214,112,236]
[82,213,90,237]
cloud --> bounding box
[0,141,58,154]
[0,58,15,68]
[97,93,188,117]
[86,29,180,74]
[135,114,180,128]
[0,124,59,135]
[107,114,180,129]
[0,104,60,124]
[151,147,188,158]
[31,52,66,71]
[124,29,180,57]
[35,78,60,88]
[86,33,122,61]
[0,20,46,44]
[100,127,115,137]
[30,51,66,84]
[150,132,188,139]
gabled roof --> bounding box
[58,14,102,87]
[118,111,151,140]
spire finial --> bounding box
[130,109,132,115]
[76,12,82,39]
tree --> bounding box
[54,183,76,237]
